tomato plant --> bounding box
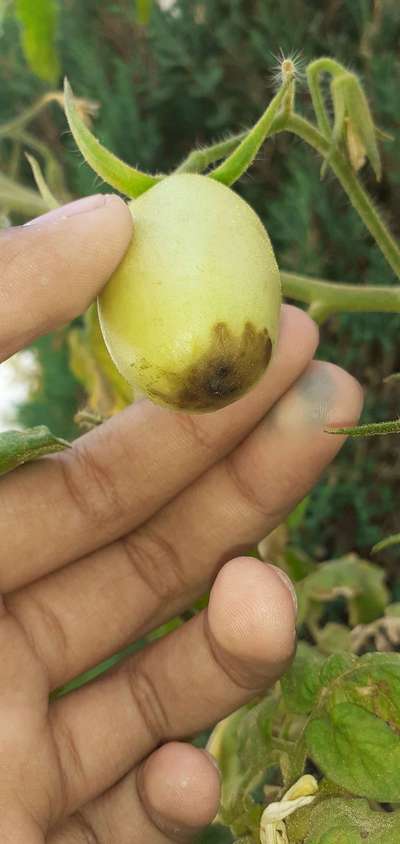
[1,23,400,842]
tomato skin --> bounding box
[98,173,281,412]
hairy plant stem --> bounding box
[175,130,247,173]
[0,172,49,217]
[0,91,98,140]
[281,271,400,324]
[272,111,400,280]
[306,57,344,137]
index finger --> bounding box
[0,194,132,362]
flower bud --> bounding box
[331,73,381,180]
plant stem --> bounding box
[326,420,400,437]
[0,91,98,140]
[306,57,344,137]
[210,75,294,186]
[281,270,400,324]
[175,131,247,174]
[271,112,400,280]
[0,172,50,217]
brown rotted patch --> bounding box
[145,321,272,413]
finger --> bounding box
[0,194,132,362]
[49,558,296,818]
[0,305,318,590]
[7,359,362,690]
[50,743,220,843]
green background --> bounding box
[1,3,400,839]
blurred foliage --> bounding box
[208,552,400,842]
[135,0,154,25]
[0,0,399,625]
[1,0,396,560]
[17,330,82,440]
[14,0,60,82]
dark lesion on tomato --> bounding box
[146,321,272,412]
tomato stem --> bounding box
[271,112,400,281]
[175,130,247,174]
[209,73,294,186]
[281,271,400,324]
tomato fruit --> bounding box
[98,173,281,412]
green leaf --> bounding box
[63,78,161,198]
[326,420,400,437]
[372,532,400,553]
[306,704,400,801]
[305,652,400,801]
[297,554,388,627]
[318,653,356,686]
[291,797,400,843]
[315,623,352,656]
[385,602,400,618]
[14,0,60,83]
[68,304,133,417]
[25,152,59,209]
[287,496,310,531]
[281,643,325,715]
[316,830,361,844]
[340,73,381,181]
[0,426,70,476]
[208,694,278,827]
[135,0,153,25]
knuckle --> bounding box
[122,527,187,602]
[225,452,270,519]
[51,715,88,820]
[174,411,216,454]
[13,594,69,684]
[70,811,101,844]
[125,656,171,745]
[59,442,125,530]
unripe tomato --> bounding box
[98,173,281,412]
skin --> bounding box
[0,194,363,843]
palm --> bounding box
[0,198,362,842]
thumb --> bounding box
[0,193,132,362]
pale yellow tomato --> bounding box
[98,173,281,412]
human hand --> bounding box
[0,194,362,842]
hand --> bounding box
[0,194,362,843]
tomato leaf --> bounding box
[289,796,400,843]
[14,0,60,83]
[0,426,70,476]
[296,554,388,627]
[135,0,153,25]
[281,643,325,715]
[305,652,400,801]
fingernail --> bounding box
[269,565,298,615]
[270,362,336,432]
[23,193,119,227]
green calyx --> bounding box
[307,58,382,181]
[63,78,162,197]
[63,63,296,196]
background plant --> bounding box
[0,1,400,841]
